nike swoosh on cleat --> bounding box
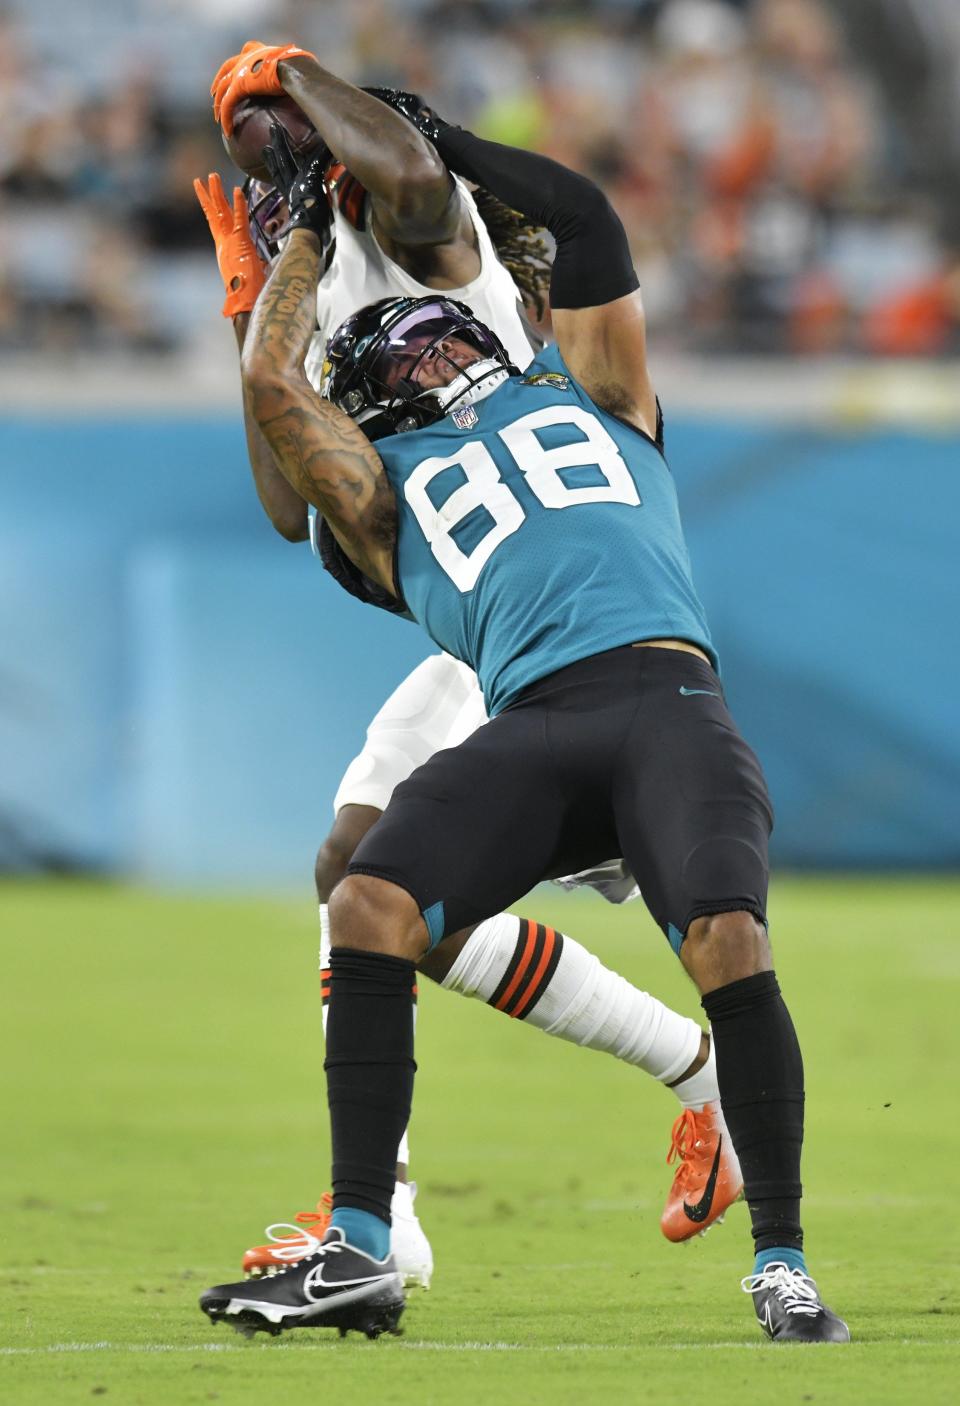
[678,686,719,698]
[682,1137,723,1222]
[304,1266,393,1294]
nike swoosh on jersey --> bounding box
[678,686,720,698]
[682,1137,723,1222]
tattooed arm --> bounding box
[232,312,309,542]
[241,227,399,595]
[192,171,309,542]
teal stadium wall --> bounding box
[1,415,956,883]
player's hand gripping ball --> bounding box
[212,39,315,135]
[222,94,324,180]
[192,172,266,317]
[262,121,333,252]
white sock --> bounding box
[320,901,413,1166]
[443,913,701,1085]
[670,1032,720,1110]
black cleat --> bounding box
[741,1262,850,1343]
[200,1226,404,1339]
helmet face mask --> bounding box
[244,177,292,263]
[322,296,517,439]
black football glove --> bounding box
[262,121,333,247]
[363,87,455,144]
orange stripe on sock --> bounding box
[493,919,538,1012]
[510,927,556,1019]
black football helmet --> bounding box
[321,295,518,440]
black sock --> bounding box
[701,971,804,1254]
[325,947,417,1224]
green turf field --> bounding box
[2,877,958,1404]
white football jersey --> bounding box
[303,177,536,390]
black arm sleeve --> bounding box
[435,127,638,310]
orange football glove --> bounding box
[212,41,315,135]
[193,172,266,318]
[210,39,264,105]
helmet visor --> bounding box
[245,178,291,262]
[368,302,504,398]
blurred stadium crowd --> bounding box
[1,0,958,359]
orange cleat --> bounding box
[242,1193,332,1277]
[660,1103,743,1242]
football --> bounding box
[222,94,325,180]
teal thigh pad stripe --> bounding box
[422,901,446,949]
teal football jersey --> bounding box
[376,343,716,715]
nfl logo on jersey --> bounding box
[451,405,479,431]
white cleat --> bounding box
[391,1181,433,1290]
